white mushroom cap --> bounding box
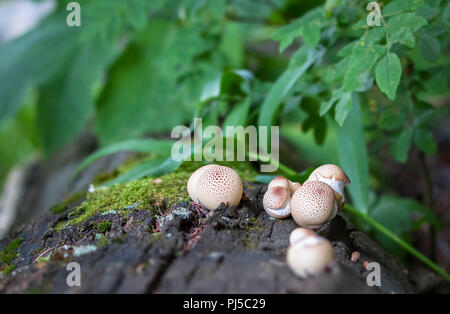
[290,181,338,229]
[289,227,317,245]
[308,164,350,184]
[268,176,289,189]
[305,164,350,209]
[288,181,301,196]
[195,165,243,210]
[187,164,215,203]
[263,186,291,218]
[263,176,291,218]
[287,235,335,278]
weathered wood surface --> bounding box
[0,182,414,294]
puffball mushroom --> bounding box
[263,176,291,218]
[187,164,243,211]
[305,164,350,210]
[268,176,290,189]
[290,181,338,229]
[289,227,317,245]
[288,181,301,196]
[287,233,335,279]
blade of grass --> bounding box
[345,203,450,282]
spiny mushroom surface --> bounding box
[290,181,338,229]
[305,164,350,209]
[287,232,335,279]
[192,164,243,211]
[263,176,291,218]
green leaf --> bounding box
[337,94,369,214]
[95,21,196,143]
[0,13,78,123]
[325,57,349,85]
[386,12,427,35]
[272,7,324,52]
[334,92,353,126]
[413,102,435,128]
[375,53,402,100]
[258,47,323,127]
[342,44,385,92]
[36,36,119,153]
[220,22,244,68]
[73,138,174,179]
[370,195,414,255]
[417,34,440,62]
[319,89,342,116]
[273,23,302,53]
[414,129,436,154]
[389,28,416,48]
[390,127,414,163]
[379,109,406,130]
[302,22,321,48]
[383,0,424,15]
[220,70,250,96]
[371,195,413,234]
[355,71,374,92]
[363,27,385,44]
[337,41,356,57]
[370,193,440,254]
[123,0,153,31]
[223,97,251,127]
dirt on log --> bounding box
[0,182,414,294]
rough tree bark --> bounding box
[0,181,414,294]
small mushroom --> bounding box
[290,181,338,229]
[192,164,243,211]
[305,164,350,210]
[288,180,301,196]
[263,176,291,218]
[268,176,290,189]
[289,227,317,245]
[351,251,360,262]
[287,234,335,279]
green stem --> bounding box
[245,151,298,178]
[345,204,450,282]
[251,152,450,282]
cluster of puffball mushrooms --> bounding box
[187,163,350,279]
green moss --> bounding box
[0,238,24,265]
[0,238,24,274]
[50,191,87,214]
[95,221,112,233]
[56,161,257,230]
[242,217,265,248]
[97,237,110,247]
[2,264,16,275]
